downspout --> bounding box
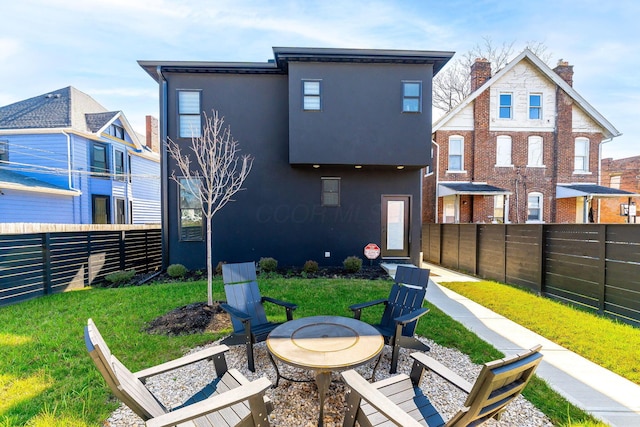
[432,139,440,223]
[157,66,169,270]
[598,137,613,223]
[62,130,80,223]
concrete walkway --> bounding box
[382,262,640,427]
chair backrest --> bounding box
[394,266,430,289]
[85,319,167,420]
[448,345,543,426]
[222,262,268,333]
[380,283,427,337]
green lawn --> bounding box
[0,276,605,426]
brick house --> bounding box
[600,156,640,223]
[423,49,630,224]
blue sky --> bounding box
[1,0,638,159]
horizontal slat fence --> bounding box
[0,227,161,307]
[423,223,640,326]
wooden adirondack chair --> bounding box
[220,262,298,372]
[349,265,431,374]
[85,318,273,427]
[341,345,543,427]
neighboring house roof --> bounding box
[139,47,455,80]
[439,182,511,197]
[0,169,81,196]
[0,86,147,151]
[433,49,621,139]
[556,184,640,199]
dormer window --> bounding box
[303,80,321,111]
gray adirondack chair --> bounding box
[341,345,543,427]
[220,262,298,372]
[349,265,430,374]
[85,318,273,427]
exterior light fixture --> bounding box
[396,165,405,170]
[312,164,320,169]
[355,165,362,169]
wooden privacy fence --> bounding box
[423,223,640,326]
[0,227,161,307]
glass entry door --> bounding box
[381,195,410,258]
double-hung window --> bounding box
[499,93,512,119]
[529,94,542,119]
[448,136,463,171]
[179,178,203,241]
[91,142,109,176]
[496,135,512,166]
[610,175,621,189]
[321,177,340,207]
[178,91,202,138]
[528,136,543,167]
[402,81,422,112]
[527,192,543,222]
[114,149,125,181]
[0,141,7,163]
[574,138,590,172]
[303,80,321,111]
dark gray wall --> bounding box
[288,62,433,167]
[163,69,424,269]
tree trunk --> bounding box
[206,218,213,306]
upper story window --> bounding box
[527,192,543,222]
[610,175,621,189]
[448,136,464,172]
[402,81,422,113]
[178,90,202,138]
[0,141,8,163]
[321,177,340,207]
[303,80,321,111]
[574,137,590,172]
[114,149,125,181]
[528,136,544,167]
[109,124,125,140]
[179,178,204,241]
[499,93,512,119]
[496,135,512,166]
[91,142,109,176]
[529,94,542,119]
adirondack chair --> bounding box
[349,265,431,374]
[85,318,273,427]
[341,345,543,427]
[220,262,298,372]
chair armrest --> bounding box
[410,352,473,394]
[341,370,423,427]
[262,296,298,311]
[349,299,387,312]
[145,376,272,427]
[219,303,252,322]
[394,307,429,325]
[134,345,229,382]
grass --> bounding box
[0,275,604,426]
[441,280,640,385]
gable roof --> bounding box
[433,49,621,139]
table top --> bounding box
[266,315,384,371]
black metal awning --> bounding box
[438,183,511,197]
[556,184,640,199]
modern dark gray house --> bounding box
[139,47,453,269]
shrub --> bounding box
[105,269,136,286]
[303,260,319,274]
[259,257,278,273]
[167,263,188,278]
[343,256,363,273]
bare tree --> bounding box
[433,36,552,114]
[167,110,253,306]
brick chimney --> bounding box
[145,115,159,153]
[470,58,491,91]
[553,59,574,86]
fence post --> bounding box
[119,231,126,271]
[597,224,607,315]
[536,224,545,295]
[86,232,92,287]
[42,233,52,294]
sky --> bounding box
[1,0,639,160]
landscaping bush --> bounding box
[259,257,278,272]
[343,256,363,273]
[303,260,319,274]
[104,269,136,286]
[167,263,188,278]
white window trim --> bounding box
[573,137,590,173]
[529,93,542,120]
[498,92,513,119]
[447,135,464,173]
[526,192,544,223]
